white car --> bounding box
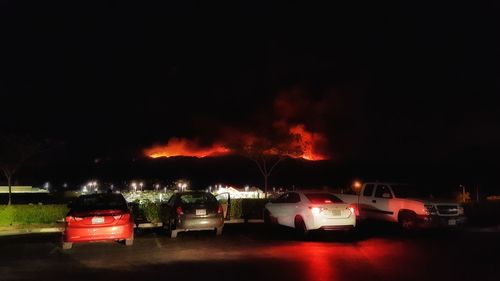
[264,191,356,236]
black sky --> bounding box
[1,1,499,189]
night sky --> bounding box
[1,2,499,191]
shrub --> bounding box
[241,199,269,220]
[129,200,161,223]
[229,199,243,219]
[141,201,161,223]
[0,205,15,226]
[0,204,68,226]
[464,201,500,227]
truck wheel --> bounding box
[294,216,309,238]
[399,212,417,231]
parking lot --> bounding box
[0,223,498,281]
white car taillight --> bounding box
[309,206,326,214]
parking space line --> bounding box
[153,233,163,248]
[49,244,60,255]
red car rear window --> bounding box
[73,194,128,211]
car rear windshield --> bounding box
[304,193,344,204]
[179,193,217,205]
[73,194,128,211]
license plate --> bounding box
[448,219,456,226]
[331,210,341,216]
[91,216,105,224]
[196,209,206,216]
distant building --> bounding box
[0,186,49,194]
[215,186,264,198]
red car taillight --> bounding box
[217,204,224,215]
[65,216,83,225]
[176,206,184,216]
[113,213,131,223]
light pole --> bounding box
[459,184,466,203]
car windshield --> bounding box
[391,184,431,199]
[73,194,128,211]
[304,193,344,204]
[179,193,217,205]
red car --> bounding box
[62,193,134,250]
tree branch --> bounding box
[268,156,285,176]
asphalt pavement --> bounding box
[0,223,498,281]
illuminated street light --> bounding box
[352,180,363,194]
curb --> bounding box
[0,220,265,236]
[0,227,64,237]
[225,219,264,224]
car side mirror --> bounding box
[382,192,392,198]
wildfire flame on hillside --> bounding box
[145,89,330,161]
[144,123,327,161]
[146,138,230,158]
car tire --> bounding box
[215,227,223,236]
[125,237,134,246]
[161,219,171,235]
[264,210,272,225]
[294,216,309,238]
[399,211,417,231]
[62,242,73,250]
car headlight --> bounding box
[424,205,437,215]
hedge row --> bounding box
[0,205,68,226]
[130,198,269,223]
[0,198,270,226]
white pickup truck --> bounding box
[336,182,466,230]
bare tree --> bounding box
[230,134,304,198]
[0,135,43,205]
